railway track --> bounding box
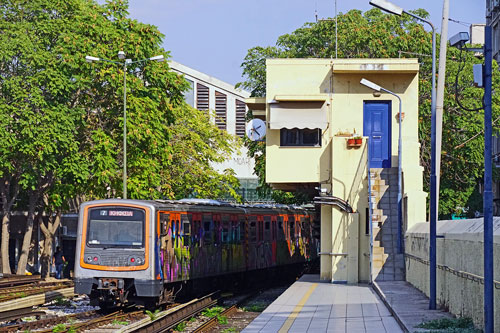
[0,274,41,288]
[122,292,220,333]
[0,280,73,302]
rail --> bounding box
[405,253,500,289]
[124,291,220,333]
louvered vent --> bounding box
[196,83,209,111]
[215,91,227,131]
[235,99,246,137]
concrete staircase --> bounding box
[370,168,405,281]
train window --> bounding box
[203,214,212,245]
[249,216,257,243]
[214,218,221,245]
[87,207,145,248]
[182,214,190,247]
[288,216,295,241]
[264,216,271,242]
[239,216,246,242]
[159,212,170,236]
[222,221,229,244]
[230,217,237,243]
[278,216,284,241]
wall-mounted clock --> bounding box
[246,118,266,141]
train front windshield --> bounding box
[87,207,145,247]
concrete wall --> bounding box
[405,219,500,331]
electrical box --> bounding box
[473,64,483,88]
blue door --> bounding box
[363,101,391,168]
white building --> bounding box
[168,60,260,201]
[486,0,500,63]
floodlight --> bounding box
[85,56,100,63]
[360,78,382,92]
[369,0,403,16]
[149,55,165,62]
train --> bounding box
[74,199,318,307]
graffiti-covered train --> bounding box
[74,199,318,307]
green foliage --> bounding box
[239,8,500,214]
[53,296,71,306]
[416,317,481,332]
[51,324,67,333]
[145,309,160,321]
[217,315,228,325]
[111,319,129,325]
[0,0,241,220]
[174,321,187,331]
[221,328,236,333]
[243,303,267,312]
[202,306,225,318]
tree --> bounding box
[238,8,500,217]
[0,0,240,274]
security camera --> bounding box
[449,32,469,49]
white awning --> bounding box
[269,101,328,130]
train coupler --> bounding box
[97,278,124,290]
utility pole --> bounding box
[435,0,449,214]
[483,24,494,333]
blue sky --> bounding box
[123,0,485,86]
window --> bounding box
[215,91,227,131]
[235,100,246,137]
[197,83,209,111]
[280,128,321,147]
[182,214,190,246]
[203,214,212,245]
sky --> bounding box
[122,0,486,87]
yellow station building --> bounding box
[246,58,427,283]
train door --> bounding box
[271,216,277,266]
[213,213,222,274]
[230,214,240,271]
[169,213,181,281]
[191,213,201,278]
[239,214,248,271]
[192,213,202,247]
[159,212,171,281]
[288,214,295,257]
[221,214,230,273]
[170,213,181,249]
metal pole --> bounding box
[483,25,493,333]
[382,89,403,253]
[335,0,338,59]
[435,0,449,215]
[396,95,402,253]
[427,22,437,311]
[404,11,437,309]
[123,62,127,200]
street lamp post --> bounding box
[85,52,164,199]
[360,78,404,257]
[369,0,438,310]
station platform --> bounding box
[243,275,403,333]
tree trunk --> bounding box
[39,212,61,279]
[1,214,10,274]
[16,194,39,275]
[0,176,20,274]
